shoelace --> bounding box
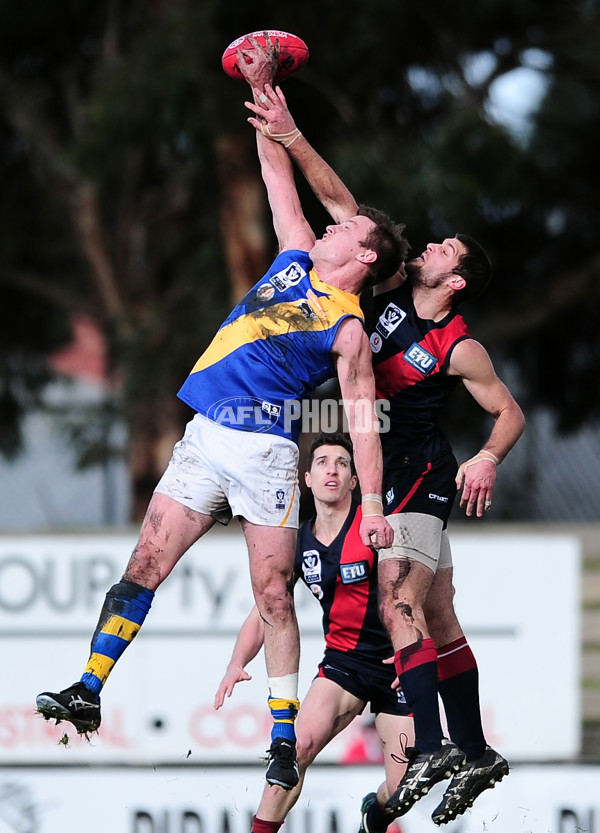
[390,731,412,765]
[264,740,295,763]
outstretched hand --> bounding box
[245,83,300,144]
[236,33,279,92]
[213,663,252,710]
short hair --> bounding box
[357,205,410,288]
[306,431,355,474]
[451,233,493,305]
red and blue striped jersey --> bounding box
[369,282,471,465]
[295,502,393,660]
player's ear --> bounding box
[449,274,466,292]
[357,249,377,265]
[349,474,358,491]
[305,470,312,488]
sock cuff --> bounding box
[251,817,284,833]
[437,636,477,681]
[107,580,154,620]
[437,636,467,656]
[269,697,300,724]
[395,637,437,675]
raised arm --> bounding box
[450,338,526,517]
[245,84,359,224]
[254,124,316,252]
[332,317,393,549]
[213,606,265,709]
[244,82,408,293]
[236,37,315,252]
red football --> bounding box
[221,30,309,82]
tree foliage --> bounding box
[1,0,599,516]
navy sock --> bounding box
[366,799,391,832]
[396,638,443,754]
[437,637,486,761]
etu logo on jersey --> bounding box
[340,560,369,585]
[403,342,438,374]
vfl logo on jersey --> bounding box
[275,489,286,510]
[386,487,395,506]
[376,303,406,339]
[302,550,322,584]
[340,560,369,585]
[403,342,438,375]
[270,261,307,292]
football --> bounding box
[221,30,309,82]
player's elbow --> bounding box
[511,402,526,440]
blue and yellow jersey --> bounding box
[178,250,363,443]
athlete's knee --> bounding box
[295,733,319,769]
[123,542,165,589]
[255,578,295,623]
[426,606,463,647]
[378,594,406,629]
[381,592,413,624]
[424,583,458,637]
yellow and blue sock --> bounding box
[269,696,300,743]
[81,579,154,694]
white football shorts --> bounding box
[154,413,300,528]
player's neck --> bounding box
[313,260,363,296]
[412,285,452,322]
[312,496,353,546]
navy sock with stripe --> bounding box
[437,636,486,761]
[395,637,443,754]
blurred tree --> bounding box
[0,0,267,517]
[0,0,598,519]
